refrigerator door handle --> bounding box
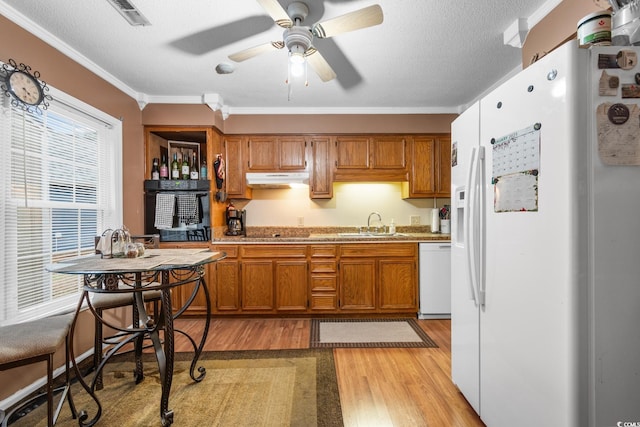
[476,146,486,308]
[465,147,480,306]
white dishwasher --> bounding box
[418,242,451,319]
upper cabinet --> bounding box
[224,136,252,199]
[309,136,333,199]
[211,133,450,200]
[401,135,451,198]
[333,135,408,182]
[247,135,307,171]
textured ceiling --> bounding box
[1,0,558,115]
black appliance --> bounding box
[144,180,210,242]
[225,207,246,236]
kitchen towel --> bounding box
[154,193,175,229]
[177,193,199,225]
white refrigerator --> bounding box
[451,39,640,427]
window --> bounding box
[0,88,122,326]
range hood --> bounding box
[246,172,310,188]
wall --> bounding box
[242,183,443,228]
[522,0,604,65]
[0,15,138,403]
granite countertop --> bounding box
[211,226,450,243]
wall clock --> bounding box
[1,59,52,113]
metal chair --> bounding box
[0,313,77,427]
[92,234,162,389]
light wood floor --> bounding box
[173,318,485,427]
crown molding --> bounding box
[0,2,142,102]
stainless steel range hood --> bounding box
[245,172,310,188]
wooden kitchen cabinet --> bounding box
[339,259,376,311]
[333,135,408,182]
[309,136,333,199]
[275,260,308,311]
[339,243,418,314]
[240,245,308,313]
[242,260,274,311]
[402,135,451,198]
[210,242,416,316]
[379,259,417,310]
[334,136,370,170]
[309,245,338,311]
[224,136,252,199]
[246,135,307,171]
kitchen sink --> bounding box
[337,232,407,238]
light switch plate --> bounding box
[410,215,420,225]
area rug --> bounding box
[10,349,343,427]
[310,318,438,348]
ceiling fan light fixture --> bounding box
[289,45,306,64]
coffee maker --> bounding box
[225,204,246,236]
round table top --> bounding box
[46,248,226,275]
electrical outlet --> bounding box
[410,215,420,225]
[297,216,304,227]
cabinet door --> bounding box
[378,259,417,310]
[410,136,437,195]
[403,135,451,198]
[339,259,376,310]
[335,136,369,169]
[247,136,278,171]
[224,136,251,198]
[435,137,451,197]
[279,136,307,170]
[370,136,406,169]
[214,259,240,312]
[275,260,308,311]
[309,136,333,199]
[241,260,274,311]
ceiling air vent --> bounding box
[106,0,151,26]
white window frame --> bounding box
[0,85,123,326]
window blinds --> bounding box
[0,93,122,326]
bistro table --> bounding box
[47,248,226,426]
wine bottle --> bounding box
[159,155,168,180]
[200,156,207,180]
[190,152,199,180]
[151,158,160,180]
[181,152,190,180]
[171,153,180,179]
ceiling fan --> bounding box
[228,0,384,82]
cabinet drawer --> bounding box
[212,245,238,258]
[241,245,307,258]
[310,276,337,292]
[310,294,338,310]
[340,243,416,258]
[310,260,337,274]
[310,245,338,258]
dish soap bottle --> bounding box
[389,218,396,234]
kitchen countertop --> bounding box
[211,226,450,244]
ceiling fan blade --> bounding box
[312,4,383,38]
[229,41,283,62]
[306,49,337,82]
[256,0,292,28]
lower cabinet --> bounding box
[339,259,376,311]
[209,242,418,315]
[159,242,213,316]
[275,260,308,311]
[339,243,417,314]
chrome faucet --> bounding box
[367,212,382,229]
